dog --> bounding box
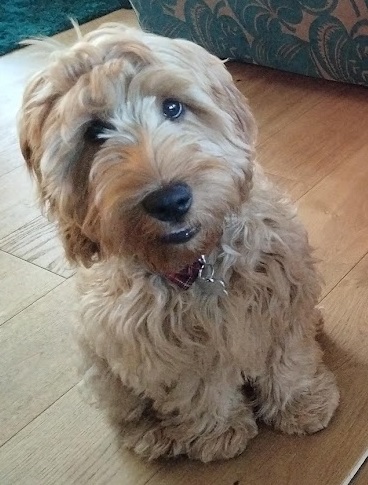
[18,23,339,462]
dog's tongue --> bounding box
[164,259,204,290]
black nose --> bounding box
[142,182,192,222]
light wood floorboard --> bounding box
[298,143,368,296]
[0,250,63,325]
[0,8,367,485]
[0,167,40,240]
[0,279,76,446]
[0,387,160,485]
[0,216,74,278]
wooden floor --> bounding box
[0,8,367,485]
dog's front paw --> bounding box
[125,410,258,462]
[187,418,258,462]
[131,423,187,460]
[269,366,339,435]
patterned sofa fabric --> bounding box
[130,0,368,87]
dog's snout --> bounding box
[142,183,192,222]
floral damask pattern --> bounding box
[130,0,368,86]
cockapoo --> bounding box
[19,24,339,462]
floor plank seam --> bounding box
[0,245,69,279]
[256,88,345,148]
[0,277,69,327]
[257,104,317,147]
[319,249,368,305]
[296,149,365,204]
[0,163,25,181]
[0,381,78,450]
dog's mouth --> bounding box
[161,225,201,245]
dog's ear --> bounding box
[210,64,257,149]
[18,69,100,267]
[56,141,102,267]
[222,79,257,147]
[18,73,53,182]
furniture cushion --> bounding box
[130,0,368,87]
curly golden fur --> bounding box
[18,24,339,462]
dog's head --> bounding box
[19,24,256,272]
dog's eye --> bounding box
[162,99,184,120]
[84,119,115,142]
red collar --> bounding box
[164,257,205,290]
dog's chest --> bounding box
[79,259,272,390]
[84,284,266,388]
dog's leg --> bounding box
[125,371,258,462]
[255,331,339,435]
[77,342,148,424]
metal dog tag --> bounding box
[196,276,228,297]
[196,256,228,297]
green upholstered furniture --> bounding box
[130,0,368,87]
